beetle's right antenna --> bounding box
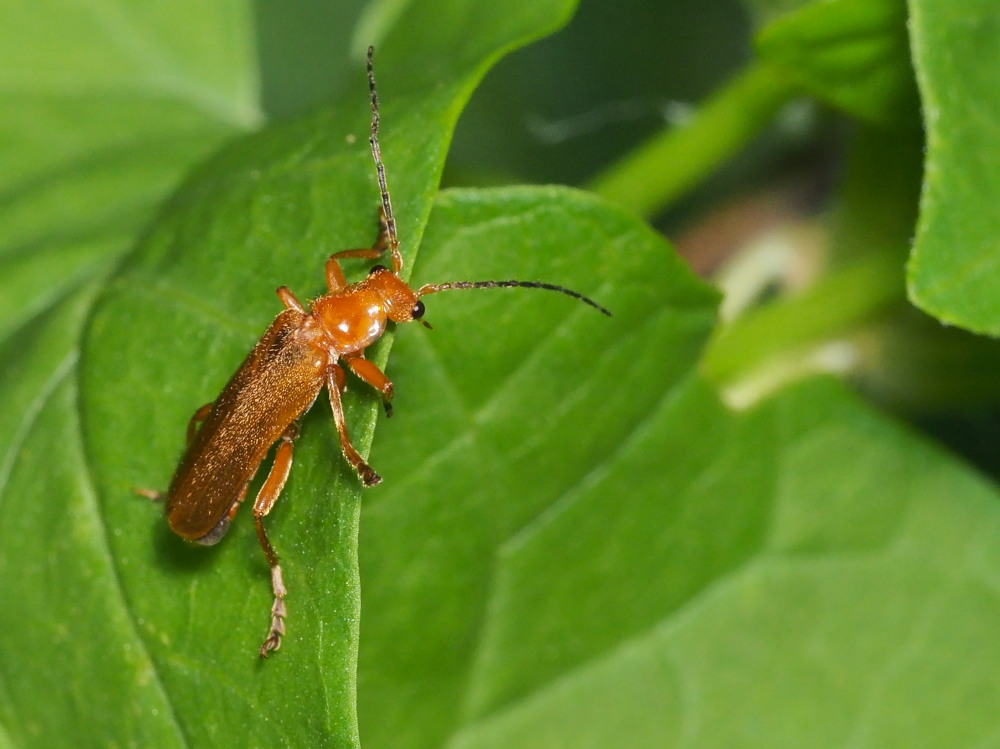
[416,280,612,316]
[367,46,403,274]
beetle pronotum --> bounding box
[155,47,610,657]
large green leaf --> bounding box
[357,186,718,747]
[449,371,1000,747]
[4,0,580,745]
[355,196,1000,744]
[908,0,1000,334]
[0,2,256,746]
[0,1,255,334]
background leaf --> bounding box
[439,377,1000,748]
[356,189,1000,749]
[754,0,915,125]
[908,0,1000,334]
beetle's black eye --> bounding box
[411,300,425,319]
[369,264,388,275]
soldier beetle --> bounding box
[152,47,611,657]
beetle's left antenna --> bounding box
[367,46,403,274]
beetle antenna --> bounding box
[367,46,402,274]
[416,280,612,316]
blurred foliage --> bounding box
[447,0,751,187]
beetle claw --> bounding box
[259,599,286,658]
[360,464,382,487]
[259,567,287,658]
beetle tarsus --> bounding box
[259,565,287,658]
[359,464,382,487]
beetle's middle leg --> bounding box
[252,422,300,658]
[135,402,217,502]
[185,402,213,444]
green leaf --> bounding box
[4,0,583,746]
[0,284,193,746]
[908,0,1000,334]
[742,0,813,26]
[754,0,915,124]
[0,2,257,746]
[0,1,256,326]
[357,186,718,747]
[358,224,1000,744]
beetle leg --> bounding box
[325,255,350,293]
[344,354,394,417]
[276,286,307,314]
[326,364,382,486]
[253,423,299,658]
[325,208,397,291]
[185,402,214,444]
[326,248,384,292]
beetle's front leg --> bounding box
[324,206,398,292]
[325,364,381,486]
[252,423,299,658]
[344,354,394,416]
[325,250,382,293]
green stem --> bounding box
[701,252,905,385]
[587,62,798,218]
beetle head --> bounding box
[367,265,426,324]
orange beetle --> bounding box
[156,47,610,657]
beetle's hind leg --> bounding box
[253,423,300,657]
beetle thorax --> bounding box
[312,287,388,355]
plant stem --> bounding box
[701,252,905,385]
[587,62,798,219]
